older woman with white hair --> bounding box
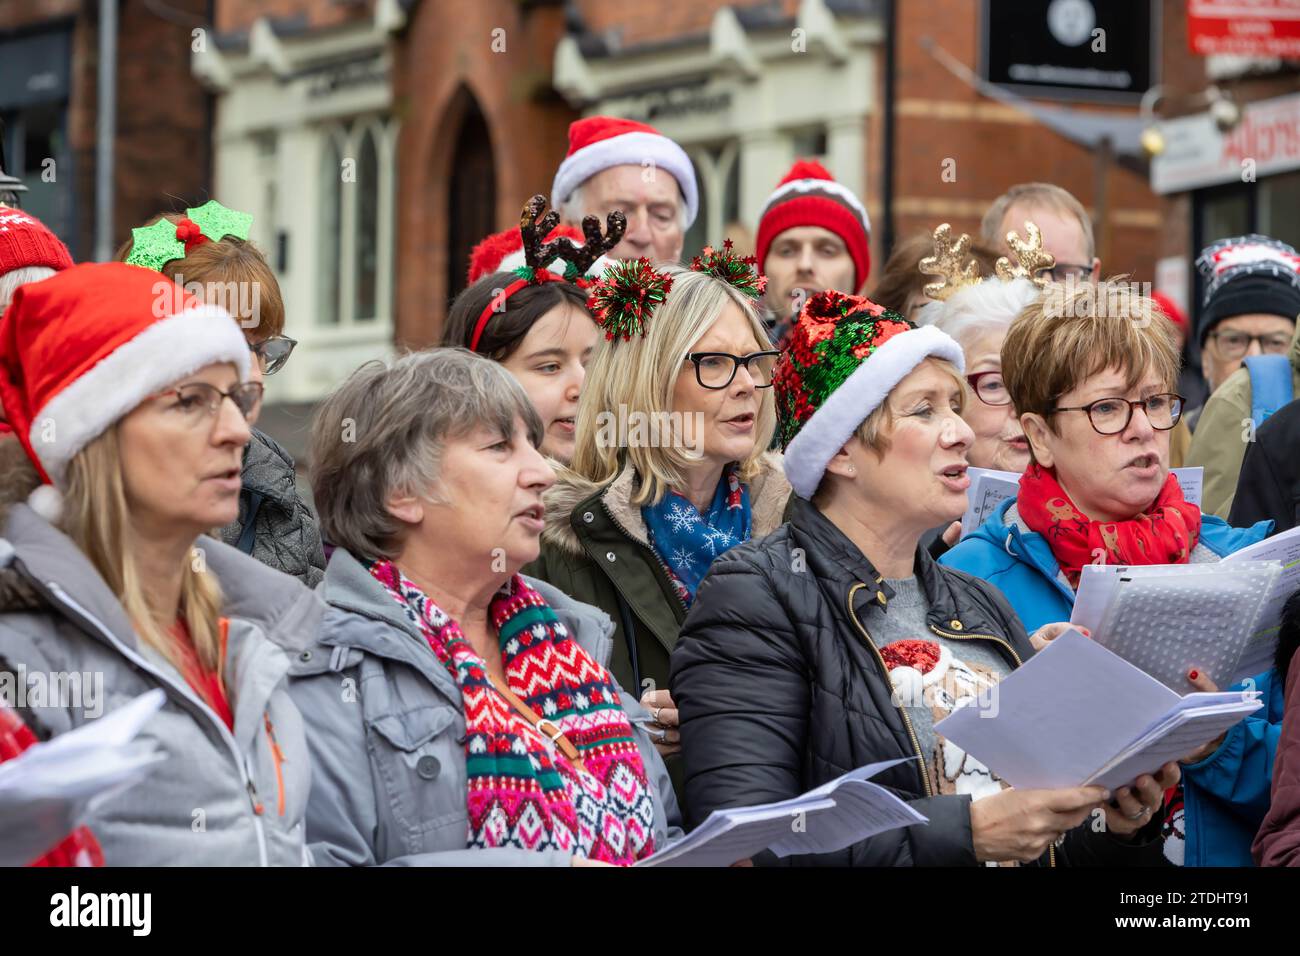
[914,223,1050,474]
[290,348,680,866]
[526,251,791,766]
[918,277,1043,473]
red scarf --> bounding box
[1016,464,1202,588]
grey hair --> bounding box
[310,347,543,559]
[560,180,690,233]
[927,278,1043,352]
[0,266,57,313]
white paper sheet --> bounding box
[636,758,927,867]
[934,630,1260,791]
[0,690,166,866]
[1070,561,1279,691]
[1222,524,1300,681]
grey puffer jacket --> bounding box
[0,446,325,866]
[221,429,326,588]
[290,546,683,866]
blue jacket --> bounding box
[941,498,1279,867]
[940,497,1272,634]
[1181,668,1285,867]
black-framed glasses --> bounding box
[152,382,265,425]
[250,335,297,375]
[966,371,1012,407]
[1051,393,1184,435]
[685,350,781,390]
[1046,262,1093,283]
[1206,329,1291,360]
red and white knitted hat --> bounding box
[551,116,698,228]
[754,160,871,291]
[0,206,74,276]
[0,262,250,493]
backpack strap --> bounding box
[1244,354,1294,429]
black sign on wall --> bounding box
[981,0,1156,102]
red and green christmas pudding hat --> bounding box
[774,289,965,499]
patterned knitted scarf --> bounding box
[641,464,751,606]
[368,562,656,864]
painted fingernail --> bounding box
[1188,669,1199,681]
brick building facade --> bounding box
[0,0,212,262]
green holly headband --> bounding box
[124,200,254,272]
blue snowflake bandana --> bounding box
[641,465,752,606]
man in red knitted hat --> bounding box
[754,159,871,344]
[551,116,697,266]
[0,206,74,313]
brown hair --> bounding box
[869,231,1000,321]
[115,213,285,340]
[1002,280,1180,434]
[442,272,593,361]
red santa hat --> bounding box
[550,116,698,228]
[754,159,871,291]
[0,206,74,276]
[0,262,250,499]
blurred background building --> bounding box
[2,0,1298,465]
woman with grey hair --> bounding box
[291,347,681,866]
[915,226,1046,475]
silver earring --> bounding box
[847,466,856,475]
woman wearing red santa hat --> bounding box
[0,262,322,865]
[443,195,622,464]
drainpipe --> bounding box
[94,0,118,261]
[881,0,896,259]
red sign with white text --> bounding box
[1188,0,1300,57]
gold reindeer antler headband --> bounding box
[919,223,982,302]
[995,221,1056,286]
[919,220,1056,302]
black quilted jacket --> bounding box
[669,497,1165,866]
[220,429,326,588]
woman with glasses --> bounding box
[526,264,790,776]
[942,282,1276,866]
[943,281,1270,632]
[116,208,323,586]
[0,263,320,864]
[922,278,1043,474]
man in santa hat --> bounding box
[550,116,697,266]
[753,159,871,344]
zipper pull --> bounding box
[246,776,265,815]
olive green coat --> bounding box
[523,452,791,698]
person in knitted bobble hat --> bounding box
[671,290,1179,865]
[754,159,871,344]
[0,263,322,865]
[0,205,73,312]
[551,116,698,265]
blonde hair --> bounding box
[1002,280,1180,433]
[569,267,775,506]
[60,428,225,672]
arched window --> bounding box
[446,94,495,301]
